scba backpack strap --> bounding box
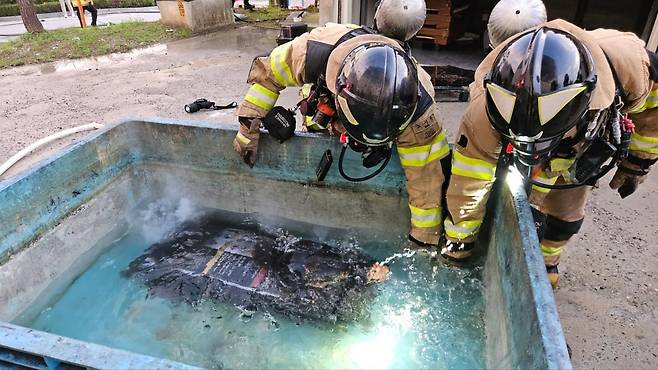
[304,27,377,84]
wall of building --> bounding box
[317,0,658,51]
[318,0,376,26]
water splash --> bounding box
[379,247,437,266]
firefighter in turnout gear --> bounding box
[442,20,658,288]
[233,23,450,246]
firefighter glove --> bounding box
[609,156,656,199]
[233,117,261,168]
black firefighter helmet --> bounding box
[335,42,419,146]
[485,27,597,165]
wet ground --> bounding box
[0,25,656,368]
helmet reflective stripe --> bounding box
[537,86,587,126]
[486,83,516,124]
[336,95,359,126]
[362,134,390,144]
[398,113,414,132]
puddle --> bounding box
[3,26,279,77]
[47,44,169,73]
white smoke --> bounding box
[136,197,200,244]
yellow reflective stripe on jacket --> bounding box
[540,243,562,256]
[532,185,551,194]
[299,83,313,99]
[444,218,482,240]
[397,131,449,167]
[630,132,658,154]
[244,83,279,111]
[236,132,251,145]
[532,171,559,194]
[409,205,442,228]
[549,158,574,172]
[629,89,658,114]
[270,43,298,87]
[451,150,497,181]
[305,116,326,131]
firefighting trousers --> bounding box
[529,180,592,267]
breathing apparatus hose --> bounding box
[338,144,392,182]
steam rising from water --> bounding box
[135,198,199,244]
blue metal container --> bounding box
[0,118,571,369]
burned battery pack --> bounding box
[124,218,377,323]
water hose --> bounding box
[0,123,104,177]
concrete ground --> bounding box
[0,7,161,43]
[0,25,656,368]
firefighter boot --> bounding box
[546,265,559,289]
[440,241,474,266]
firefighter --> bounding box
[442,19,658,288]
[487,0,547,48]
[72,0,97,27]
[232,22,450,246]
[374,0,426,42]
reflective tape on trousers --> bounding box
[451,150,497,181]
[409,205,442,228]
[540,243,562,256]
[444,218,482,240]
[398,131,449,167]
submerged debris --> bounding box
[123,215,379,324]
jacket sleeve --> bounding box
[444,88,502,243]
[626,50,658,163]
[236,34,310,119]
